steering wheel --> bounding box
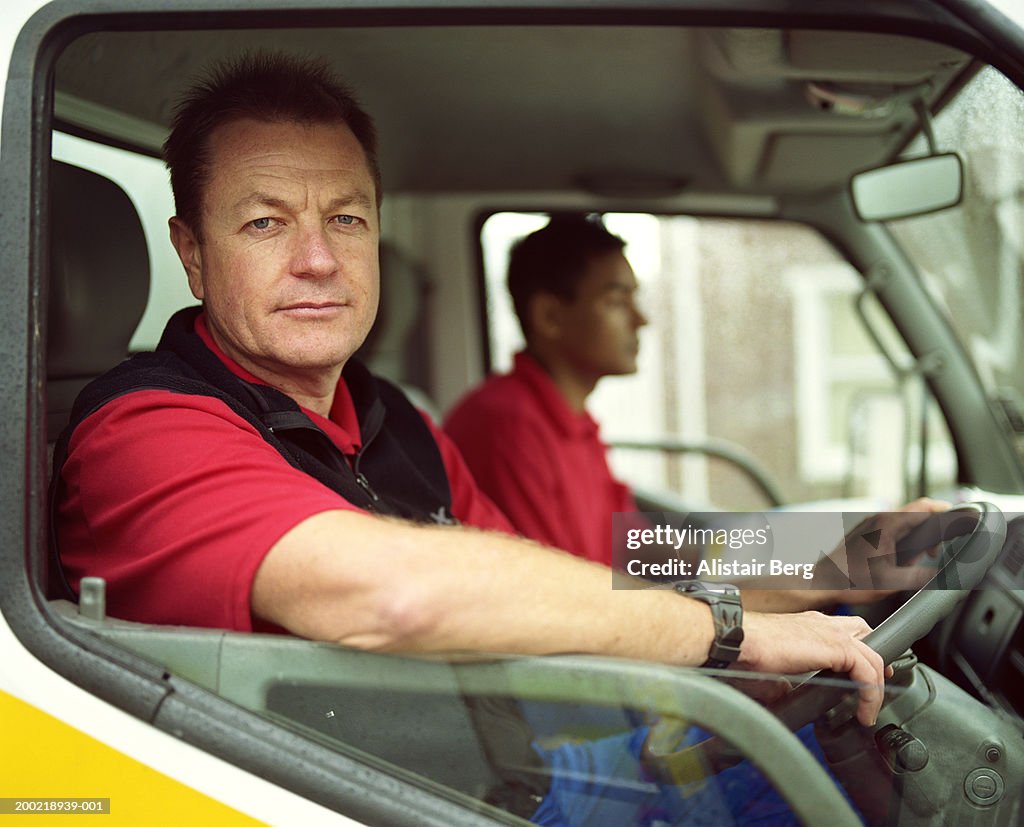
[644,502,1007,779]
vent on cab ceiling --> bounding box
[803,81,929,118]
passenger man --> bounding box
[55,51,921,761]
[445,215,643,568]
[443,217,943,612]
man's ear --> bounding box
[526,292,565,343]
[168,216,204,300]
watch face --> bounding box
[682,581,740,598]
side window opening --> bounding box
[478,211,957,511]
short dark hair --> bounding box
[507,215,626,336]
[162,51,381,238]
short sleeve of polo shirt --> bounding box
[58,388,517,632]
[57,389,365,631]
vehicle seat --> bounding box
[46,161,150,599]
[355,240,439,419]
[46,160,150,443]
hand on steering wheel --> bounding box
[643,503,1007,780]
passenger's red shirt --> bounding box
[444,352,638,567]
[57,314,513,631]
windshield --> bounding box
[886,66,1024,456]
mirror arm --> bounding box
[913,98,939,156]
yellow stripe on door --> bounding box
[0,689,267,825]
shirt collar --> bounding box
[512,351,599,439]
[194,312,362,452]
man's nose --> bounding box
[633,303,650,328]
[291,224,340,278]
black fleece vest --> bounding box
[49,307,454,598]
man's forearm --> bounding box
[252,509,718,665]
[252,508,888,725]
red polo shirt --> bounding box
[444,351,638,567]
[57,313,513,631]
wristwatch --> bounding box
[675,580,744,668]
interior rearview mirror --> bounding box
[850,153,963,222]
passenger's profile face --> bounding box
[556,250,647,379]
[170,118,380,391]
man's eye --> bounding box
[249,217,273,230]
[332,214,358,226]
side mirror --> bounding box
[850,153,963,222]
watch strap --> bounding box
[675,581,744,668]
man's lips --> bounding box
[278,301,347,317]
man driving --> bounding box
[53,51,939,823]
